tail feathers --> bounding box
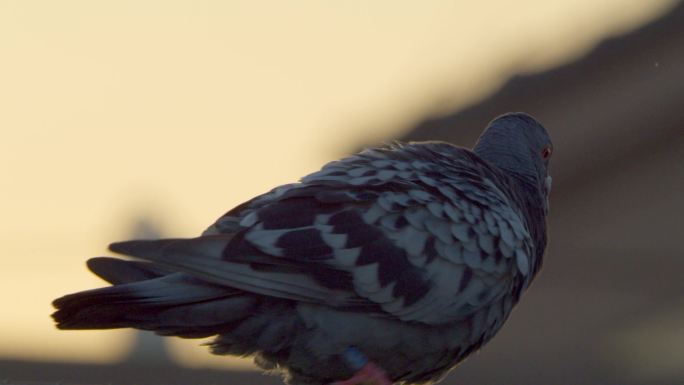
[108,237,228,262]
[52,274,256,338]
[87,257,173,285]
[108,237,341,304]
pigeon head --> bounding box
[473,112,553,214]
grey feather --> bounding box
[333,247,361,267]
[424,218,452,244]
[477,233,495,254]
[450,222,471,243]
[361,204,386,224]
[404,207,429,230]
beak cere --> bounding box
[544,175,553,214]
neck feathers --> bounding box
[474,133,547,278]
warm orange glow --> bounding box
[0,0,676,368]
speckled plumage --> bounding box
[53,112,553,385]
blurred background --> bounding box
[1,1,682,384]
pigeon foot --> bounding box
[331,361,392,385]
[331,347,392,385]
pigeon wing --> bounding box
[110,143,534,325]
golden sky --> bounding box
[0,0,677,369]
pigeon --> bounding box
[52,112,553,385]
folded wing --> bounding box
[108,143,534,326]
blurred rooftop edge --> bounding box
[3,1,683,384]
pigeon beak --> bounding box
[544,176,552,214]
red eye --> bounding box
[541,146,552,160]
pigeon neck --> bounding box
[475,143,547,277]
[508,173,548,278]
[473,132,542,190]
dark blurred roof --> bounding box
[403,2,684,385]
[3,3,683,385]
